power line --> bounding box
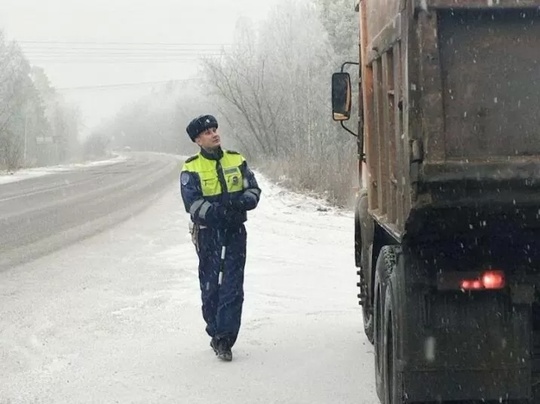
[22,50,224,65]
[56,78,202,91]
[26,55,222,58]
[23,49,224,53]
[18,40,229,64]
[24,52,223,57]
[20,45,228,51]
[26,53,222,64]
[29,58,218,65]
[23,53,225,61]
[17,40,232,46]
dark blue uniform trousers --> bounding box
[196,224,246,347]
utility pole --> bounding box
[23,105,28,167]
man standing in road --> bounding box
[180,114,261,362]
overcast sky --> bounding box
[0,0,273,132]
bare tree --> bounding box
[203,19,282,158]
[0,37,33,170]
[0,34,80,171]
[202,0,357,205]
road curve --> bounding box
[0,152,182,271]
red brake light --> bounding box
[460,270,505,291]
[482,270,505,289]
[460,279,483,290]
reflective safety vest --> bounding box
[182,150,246,198]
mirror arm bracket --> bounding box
[340,61,359,73]
[341,120,358,137]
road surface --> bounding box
[0,152,179,271]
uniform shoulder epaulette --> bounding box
[185,155,199,163]
[225,150,240,155]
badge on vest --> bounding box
[224,167,238,175]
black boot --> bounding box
[216,339,232,362]
[210,337,219,355]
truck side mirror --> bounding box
[331,72,352,121]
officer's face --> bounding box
[195,127,221,150]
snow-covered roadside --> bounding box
[0,172,377,403]
[0,154,128,185]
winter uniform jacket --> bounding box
[180,148,261,229]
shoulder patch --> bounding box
[225,150,240,155]
[185,155,199,163]
[180,172,191,186]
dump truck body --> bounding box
[360,0,540,240]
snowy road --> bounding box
[0,172,377,403]
[0,153,179,271]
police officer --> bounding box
[180,114,261,362]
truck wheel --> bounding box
[362,301,374,344]
[374,245,398,402]
[383,272,405,404]
[361,245,374,344]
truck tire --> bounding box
[361,244,374,344]
[374,245,398,402]
[362,293,374,344]
[383,268,405,404]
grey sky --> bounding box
[0,0,272,131]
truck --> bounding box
[331,0,540,402]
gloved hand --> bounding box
[228,198,246,212]
[225,209,245,227]
[233,190,259,211]
[206,203,229,225]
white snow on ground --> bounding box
[0,171,377,403]
[0,154,128,184]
